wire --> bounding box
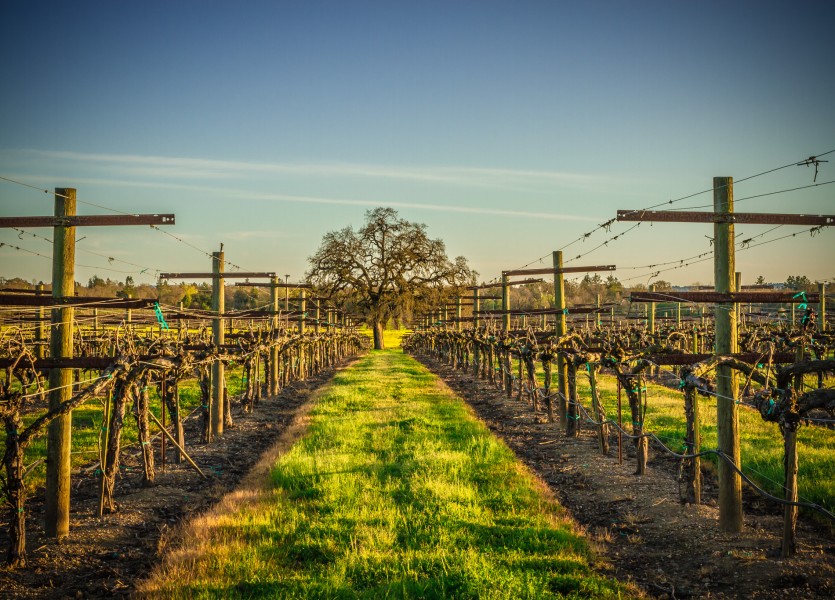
[0,174,249,272]
[0,241,51,261]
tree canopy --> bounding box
[306,207,475,349]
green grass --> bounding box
[504,356,835,515]
[578,372,835,514]
[142,347,634,599]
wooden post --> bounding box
[648,284,656,334]
[819,282,827,332]
[781,427,799,557]
[35,283,46,360]
[456,297,462,332]
[714,176,742,532]
[270,276,280,395]
[676,302,681,327]
[298,289,306,379]
[596,293,601,326]
[501,274,510,332]
[553,251,568,424]
[45,188,75,539]
[210,250,225,439]
[472,288,481,377]
[735,272,742,331]
[314,298,321,334]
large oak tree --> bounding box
[306,207,474,349]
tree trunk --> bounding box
[372,321,385,350]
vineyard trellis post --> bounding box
[552,251,568,424]
[0,189,176,539]
[713,177,743,532]
[618,178,834,533]
[501,274,510,332]
[211,249,225,439]
[298,289,306,380]
[819,281,827,331]
[35,283,45,360]
[270,276,280,395]
[472,287,480,377]
[45,189,76,539]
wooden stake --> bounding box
[714,176,743,532]
[270,276,280,395]
[45,188,75,539]
[781,427,798,557]
[648,284,656,334]
[501,274,510,332]
[552,251,568,424]
[148,412,207,478]
[298,289,306,378]
[472,288,480,377]
[210,250,225,438]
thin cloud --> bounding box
[28,149,610,191]
[24,175,601,222]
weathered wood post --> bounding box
[735,272,742,331]
[456,296,462,332]
[270,276,280,395]
[298,289,306,379]
[552,251,568,424]
[472,288,481,377]
[714,176,742,532]
[819,282,827,332]
[648,284,656,334]
[211,249,225,439]
[501,274,510,333]
[45,188,76,539]
[35,283,46,360]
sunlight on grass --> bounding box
[575,370,835,513]
[141,349,635,599]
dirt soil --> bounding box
[418,355,835,600]
[0,360,355,599]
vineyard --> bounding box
[0,177,834,598]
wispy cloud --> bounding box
[28,149,609,191]
[29,175,601,222]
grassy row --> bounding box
[141,344,634,598]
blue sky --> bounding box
[1,0,833,288]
